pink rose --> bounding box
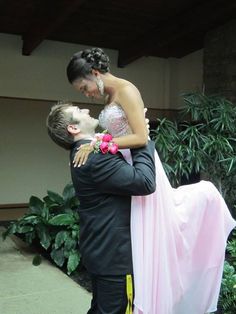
[99,141,109,154]
[109,143,119,154]
[102,134,113,142]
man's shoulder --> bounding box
[87,151,125,174]
[90,150,124,163]
[71,151,124,172]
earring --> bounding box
[96,77,104,96]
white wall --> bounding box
[0,33,203,109]
[0,98,71,204]
[169,50,204,107]
[0,33,170,109]
[0,33,203,204]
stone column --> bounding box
[203,19,236,104]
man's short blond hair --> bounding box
[46,101,77,150]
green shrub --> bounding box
[151,92,236,213]
[2,183,80,275]
[216,230,236,313]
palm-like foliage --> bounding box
[152,92,236,211]
[218,230,236,314]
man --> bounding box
[46,102,156,314]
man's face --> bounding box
[65,106,99,133]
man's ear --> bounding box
[67,124,80,135]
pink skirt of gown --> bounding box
[122,149,236,314]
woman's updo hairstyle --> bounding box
[67,47,110,84]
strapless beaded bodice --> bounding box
[98,103,132,137]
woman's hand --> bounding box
[73,143,94,167]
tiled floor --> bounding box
[0,227,91,314]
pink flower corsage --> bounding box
[90,131,119,155]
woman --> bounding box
[66,47,236,314]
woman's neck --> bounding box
[102,73,119,104]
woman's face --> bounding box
[73,76,102,100]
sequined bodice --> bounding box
[98,103,131,137]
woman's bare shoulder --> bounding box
[116,79,142,99]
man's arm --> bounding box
[90,141,156,196]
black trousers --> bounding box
[87,274,132,314]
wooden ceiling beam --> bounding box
[118,0,236,66]
[22,0,87,55]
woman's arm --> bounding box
[113,85,148,149]
[73,85,148,166]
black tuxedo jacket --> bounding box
[70,140,156,275]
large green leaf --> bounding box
[71,228,79,240]
[2,222,18,239]
[63,184,80,209]
[63,183,75,201]
[69,196,80,208]
[36,225,51,250]
[54,231,70,249]
[50,248,65,267]
[29,196,44,214]
[17,225,34,234]
[43,196,60,210]
[64,237,77,251]
[71,209,80,221]
[41,205,50,221]
[48,214,76,226]
[47,190,64,205]
[63,208,74,215]
[67,251,80,275]
[63,249,70,258]
[21,214,42,225]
